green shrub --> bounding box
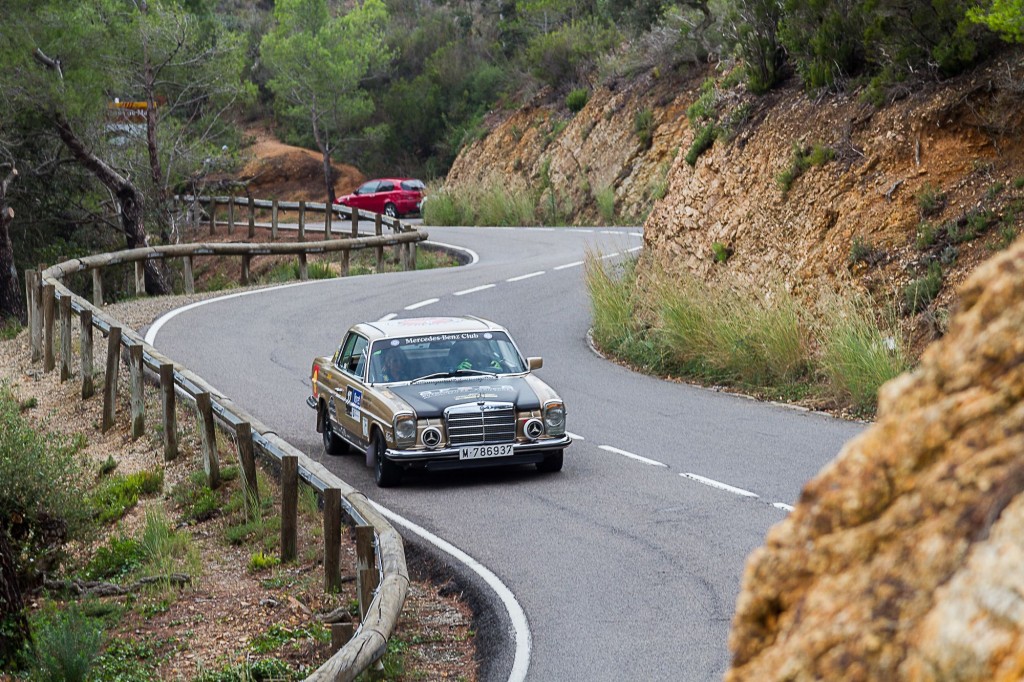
[915,182,946,217]
[685,124,717,166]
[92,470,164,524]
[633,108,655,149]
[816,292,909,415]
[248,551,281,573]
[0,318,21,341]
[595,186,616,225]
[141,507,199,579]
[915,221,943,250]
[903,261,944,314]
[566,88,589,113]
[84,536,145,581]
[28,604,103,682]
[306,261,335,280]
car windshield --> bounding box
[369,331,527,383]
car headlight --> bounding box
[394,415,417,447]
[543,402,565,436]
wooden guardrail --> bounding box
[24,226,423,680]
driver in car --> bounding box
[376,347,408,382]
[452,341,503,372]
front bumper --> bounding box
[385,434,571,469]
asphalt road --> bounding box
[148,225,866,681]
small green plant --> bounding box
[84,536,145,581]
[194,657,297,682]
[307,261,335,280]
[29,604,104,682]
[566,88,589,113]
[0,318,21,341]
[685,124,717,166]
[250,623,328,654]
[1014,176,1024,189]
[777,142,834,193]
[987,182,1005,198]
[98,455,118,476]
[915,221,942,250]
[903,261,944,314]
[633,108,655,149]
[141,507,200,579]
[18,396,37,411]
[711,242,732,263]
[848,236,873,265]
[248,550,281,573]
[915,182,946,217]
[90,639,157,682]
[91,469,164,524]
[595,186,616,225]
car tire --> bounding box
[384,202,398,218]
[372,429,402,487]
[536,450,563,473]
[321,405,347,456]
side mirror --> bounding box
[528,357,543,371]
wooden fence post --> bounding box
[208,197,216,235]
[271,199,279,241]
[59,294,71,382]
[195,391,220,489]
[298,201,306,241]
[240,255,250,286]
[350,207,358,238]
[80,309,94,399]
[42,283,55,373]
[102,326,121,432]
[30,270,42,362]
[374,215,383,272]
[331,623,354,652]
[323,487,342,592]
[410,241,417,270]
[298,253,308,281]
[134,261,145,297]
[234,421,260,520]
[228,195,235,234]
[129,343,144,439]
[160,363,177,461]
[248,195,256,238]
[325,201,332,239]
[341,249,350,277]
[183,255,195,295]
[24,269,35,352]
[356,525,379,620]
[92,269,104,307]
[281,455,297,562]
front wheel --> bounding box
[371,430,402,487]
[383,202,398,218]
[536,450,563,473]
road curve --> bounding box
[148,226,865,681]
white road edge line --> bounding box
[565,431,584,441]
[626,246,643,253]
[424,240,480,266]
[599,445,667,467]
[367,500,532,682]
[506,271,545,282]
[454,284,496,296]
[773,502,795,512]
[681,473,759,498]
[599,252,621,260]
[405,298,439,310]
[554,260,585,270]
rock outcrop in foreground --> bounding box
[727,239,1024,681]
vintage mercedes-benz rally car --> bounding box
[307,316,571,487]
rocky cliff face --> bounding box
[726,239,1024,681]
[446,48,1024,351]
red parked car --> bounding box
[334,178,425,218]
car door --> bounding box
[350,180,380,212]
[334,332,371,448]
[372,180,395,214]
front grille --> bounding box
[445,402,516,446]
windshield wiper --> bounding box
[410,369,498,384]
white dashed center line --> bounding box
[506,271,545,282]
[627,246,642,253]
[554,260,585,270]
[565,431,584,441]
[772,502,794,512]
[599,445,667,467]
[681,473,759,498]
[454,284,496,296]
[405,298,439,310]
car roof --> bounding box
[364,177,421,183]
[351,316,506,341]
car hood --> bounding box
[387,376,542,418]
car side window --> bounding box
[339,334,369,379]
[357,181,379,195]
[377,181,394,192]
